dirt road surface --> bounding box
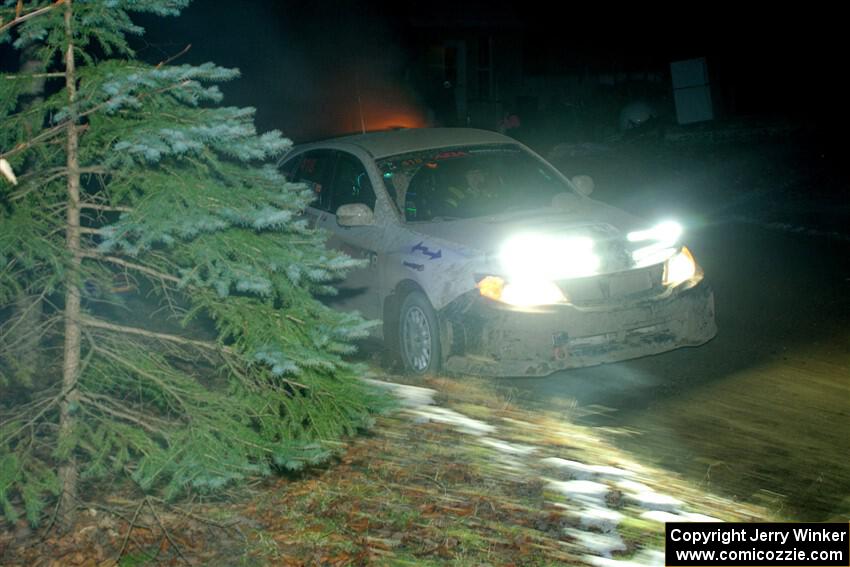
[498,132,850,521]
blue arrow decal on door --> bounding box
[411,241,442,260]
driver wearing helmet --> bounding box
[446,167,491,209]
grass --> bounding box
[1,374,767,566]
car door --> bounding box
[319,151,384,320]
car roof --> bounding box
[294,128,517,160]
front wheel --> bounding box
[398,291,442,375]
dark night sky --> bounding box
[138,1,416,140]
[137,2,845,141]
[2,3,845,141]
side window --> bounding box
[329,153,376,212]
[289,150,336,212]
[279,153,302,179]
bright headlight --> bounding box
[500,233,600,280]
[632,244,677,268]
[663,246,697,286]
[627,220,683,244]
[477,275,567,307]
[629,220,684,267]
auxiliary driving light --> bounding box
[476,275,567,307]
[663,246,698,286]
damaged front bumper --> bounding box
[442,278,716,377]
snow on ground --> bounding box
[408,406,496,435]
[479,437,537,456]
[639,510,681,524]
[626,490,683,512]
[565,528,627,557]
[371,378,724,564]
[543,457,635,480]
[574,506,624,532]
[360,378,437,407]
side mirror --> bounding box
[336,203,374,227]
[571,175,595,196]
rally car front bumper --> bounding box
[441,277,716,377]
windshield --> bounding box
[377,144,575,221]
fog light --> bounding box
[477,276,567,307]
[664,246,697,286]
[477,276,505,302]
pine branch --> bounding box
[80,203,132,213]
[145,496,244,531]
[0,71,193,162]
[91,344,191,415]
[80,315,227,353]
[0,0,65,37]
[0,286,54,344]
[78,393,167,435]
[0,313,61,358]
[80,251,181,283]
[0,122,88,164]
[155,44,192,69]
[114,499,145,564]
[3,72,65,80]
[144,496,190,565]
[8,166,105,202]
[0,392,61,446]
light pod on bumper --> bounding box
[628,220,683,267]
[476,275,567,307]
[663,246,698,286]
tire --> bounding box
[398,291,442,375]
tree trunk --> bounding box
[57,0,82,528]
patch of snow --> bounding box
[590,465,635,478]
[408,406,496,435]
[565,528,627,557]
[615,479,652,493]
[541,458,596,480]
[681,512,722,522]
[492,455,529,474]
[641,510,721,523]
[361,379,437,407]
[627,491,683,513]
[639,510,682,523]
[575,506,624,533]
[634,549,665,566]
[550,480,609,496]
[543,458,636,480]
[480,437,537,456]
[548,479,609,506]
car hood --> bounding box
[408,197,645,257]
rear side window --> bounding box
[287,150,336,211]
[329,153,376,212]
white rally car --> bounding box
[281,128,716,377]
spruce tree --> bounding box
[0,0,383,527]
